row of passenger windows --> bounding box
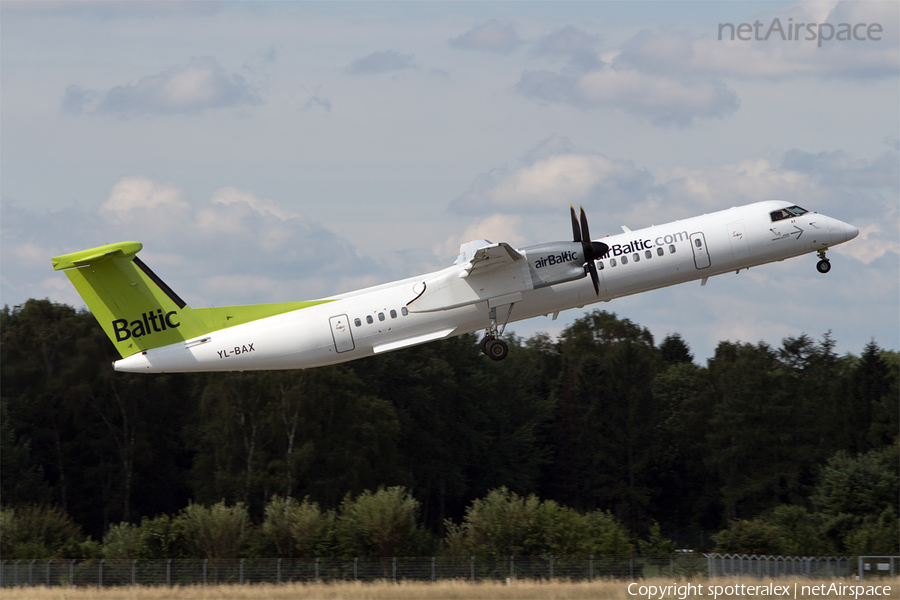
[597,245,676,270]
[354,306,409,327]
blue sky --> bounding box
[2,0,897,362]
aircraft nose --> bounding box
[843,221,860,241]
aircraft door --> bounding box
[329,314,355,353]
[690,232,711,269]
[726,221,750,262]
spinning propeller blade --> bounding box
[570,205,608,297]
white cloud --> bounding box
[3,178,378,308]
[531,25,603,70]
[434,214,525,258]
[515,65,739,127]
[62,58,261,116]
[100,176,189,215]
[448,20,521,54]
[450,140,659,215]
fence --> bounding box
[2,554,878,587]
[859,556,899,580]
[0,554,705,587]
[704,554,852,578]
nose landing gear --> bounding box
[481,304,514,361]
[816,249,831,274]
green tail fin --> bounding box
[53,242,337,358]
[52,242,212,357]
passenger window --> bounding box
[610,258,617,267]
[633,253,639,262]
[598,260,604,270]
[622,255,628,265]
[657,247,664,257]
[354,318,361,327]
[645,250,652,259]
[390,309,397,319]
[366,315,373,324]
[401,307,408,316]
[378,312,385,321]
[695,238,702,248]
[669,245,676,254]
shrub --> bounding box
[261,495,334,557]
[335,487,425,557]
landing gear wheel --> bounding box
[485,339,509,361]
[817,259,831,274]
[480,335,494,355]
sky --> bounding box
[1,0,898,364]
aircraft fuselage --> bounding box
[111,200,858,372]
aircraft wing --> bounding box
[459,242,523,278]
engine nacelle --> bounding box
[522,242,586,289]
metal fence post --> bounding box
[167,558,172,587]
[392,557,397,583]
[315,557,319,583]
[858,556,863,581]
[240,558,244,585]
[46,560,53,587]
[589,554,593,581]
[203,559,207,586]
[510,555,514,579]
[277,558,281,584]
[470,556,474,581]
[132,559,136,586]
[69,559,75,587]
[354,557,358,582]
[13,560,19,586]
[99,559,103,588]
[431,556,435,582]
[28,559,35,586]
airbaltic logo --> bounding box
[534,251,579,269]
[601,231,688,259]
[112,309,180,342]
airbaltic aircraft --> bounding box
[52,201,858,373]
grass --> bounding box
[1,577,896,600]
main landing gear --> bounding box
[481,304,514,361]
[816,249,831,274]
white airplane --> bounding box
[52,200,858,373]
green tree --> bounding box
[443,487,634,557]
[651,360,720,533]
[0,505,99,558]
[706,341,802,522]
[812,447,899,553]
[712,517,784,555]
[335,487,425,557]
[260,495,333,558]
[178,501,251,559]
[550,311,660,533]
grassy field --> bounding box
[1,577,896,600]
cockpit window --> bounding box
[770,205,809,222]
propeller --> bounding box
[570,205,609,297]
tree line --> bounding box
[1,299,897,558]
